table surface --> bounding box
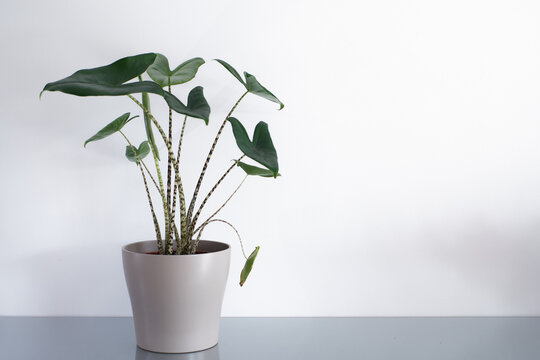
[1,317,540,360]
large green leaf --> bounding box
[147,55,205,87]
[215,59,284,109]
[41,53,209,122]
[228,118,279,177]
[125,141,150,163]
[236,161,280,178]
[240,246,260,286]
[186,86,211,124]
[84,113,136,147]
[244,72,284,110]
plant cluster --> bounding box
[41,53,283,285]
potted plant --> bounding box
[41,53,283,353]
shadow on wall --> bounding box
[1,244,129,315]
[426,217,540,313]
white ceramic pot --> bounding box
[122,240,231,353]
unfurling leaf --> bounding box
[41,53,209,122]
[240,246,260,286]
[237,161,280,177]
[147,55,205,87]
[125,141,150,163]
[228,118,279,177]
[214,59,284,110]
[84,113,136,147]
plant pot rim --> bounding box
[122,239,230,256]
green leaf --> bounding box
[215,59,246,86]
[147,55,205,87]
[237,161,280,177]
[244,72,284,110]
[228,118,279,177]
[214,59,284,110]
[240,246,260,286]
[125,141,150,163]
[41,53,209,122]
[186,86,211,125]
[84,113,135,147]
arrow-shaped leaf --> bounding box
[186,86,211,125]
[147,55,205,87]
[215,59,284,110]
[244,72,284,110]
[237,161,280,178]
[125,141,150,163]
[84,113,136,147]
[240,246,260,286]
[228,118,279,177]
[214,59,246,86]
[41,53,209,122]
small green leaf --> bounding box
[244,72,284,110]
[147,55,205,87]
[186,86,211,125]
[84,113,135,147]
[237,161,280,177]
[125,141,150,163]
[215,59,246,86]
[240,246,260,286]
[228,118,279,177]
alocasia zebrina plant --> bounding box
[41,53,283,286]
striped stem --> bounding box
[187,155,245,240]
[193,174,247,235]
[120,131,163,254]
[185,91,248,235]
[170,116,187,253]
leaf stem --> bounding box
[188,155,245,240]
[128,94,187,252]
[185,91,249,237]
[120,131,163,254]
[193,174,248,235]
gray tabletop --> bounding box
[1,317,539,359]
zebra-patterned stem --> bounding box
[185,91,249,235]
[128,94,187,253]
[140,160,159,192]
[120,131,164,254]
[187,155,245,240]
[165,85,173,245]
[193,174,248,235]
[169,116,188,254]
[171,222,181,254]
[193,218,246,258]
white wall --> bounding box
[2,0,540,316]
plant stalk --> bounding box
[185,91,248,237]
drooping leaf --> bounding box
[215,59,246,86]
[244,72,284,110]
[84,113,136,147]
[240,246,260,286]
[214,59,284,110]
[125,141,150,163]
[228,118,279,177]
[186,86,211,125]
[147,55,205,87]
[41,53,209,122]
[237,161,280,178]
